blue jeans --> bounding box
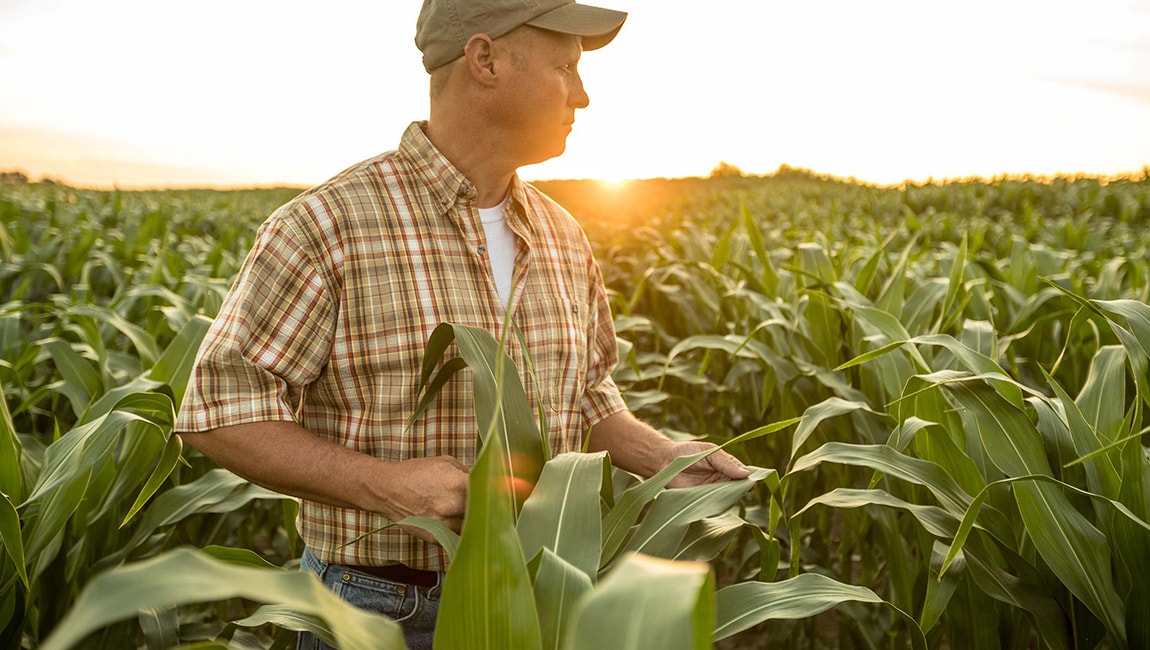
[297,547,443,650]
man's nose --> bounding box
[571,73,590,109]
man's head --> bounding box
[415,0,627,73]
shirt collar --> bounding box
[398,121,536,236]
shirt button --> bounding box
[477,245,487,256]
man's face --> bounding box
[494,27,590,166]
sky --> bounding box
[2,0,1149,188]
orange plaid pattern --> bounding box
[176,122,627,570]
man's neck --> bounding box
[425,118,516,208]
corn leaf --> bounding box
[69,304,159,367]
[0,492,27,588]
[518,451,607,580]
[145,312,212,406]
[38,548,405,650]
[530,548,593,650]
[623,467,769,560]
[1075,346,1127,443]
[714,573,926,649]
[119,432,182,527]
[920,542,962,633]
[947,381,1126,643]
[569,554,714,650]
[0,377,22,501]
[790,442,1014,543]
[671,511,746,563]
[788,397,878,465]
[434,430,542,650]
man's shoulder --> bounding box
[297,151,402,207]
[268,150,406,225]
[517,180,596,256]
[518,180,580,228]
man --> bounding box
[175,1,748,647]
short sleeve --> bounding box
[176,213,336,433]
[580,256,628,426]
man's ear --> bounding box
[463,33,498,87]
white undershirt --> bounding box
[477,196,516,307]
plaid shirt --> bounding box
[176,122,627,570]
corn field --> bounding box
[2,169,1149,649]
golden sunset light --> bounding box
[2,0,1149,188]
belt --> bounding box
[347,563,439,588]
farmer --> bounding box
[175,1,748,647]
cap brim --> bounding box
[526,3,627,51]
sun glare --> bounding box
[597,177,632,189]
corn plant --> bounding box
[3,173,1149,648]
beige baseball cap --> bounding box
[415,0,628,72]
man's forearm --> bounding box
[585,410,676,478]
[180,421,381,509]
[587,410,749,487]
[178,421,469,531]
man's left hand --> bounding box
[663,441,750,488]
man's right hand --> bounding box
[179,422,470,545]
[375,455,470,539]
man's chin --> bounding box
[521,143,569,168]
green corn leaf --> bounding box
[146,312,212,406]
[231,604,335,645]
[107,469,284,567]
[39,337,102,416]
[342,517,461,562]
[795,487,963,540]
[788,397,879,466]
[1076,346,1128,443]
[714,573,926,649]
[746,524,781,582]
[941,473,1150,579]
[598,418,793,570]
[0,377,22,502]
[963,547,1071,650]
[742,204,777,296]
[0,491,28,588]
[200,545,283,570]
[518,451,607,580]
[23,392,174,506]
[947,381,1127,643]
[38,548,406,650]
[1043,369,1122,498]
[138,606,179,650]
[434,429,542,650]
[69,304,160,367]
[120,432,183,527]
[623,468,769,560]
[920,542,962,633]
[671,511,746,563]
[1117,436,1150,650]
[25,468,90,582]
[396,517,461,561]
[789,442,1014,544]
[1095,299,1150,357]
[600,448,720,568]
[875,237,915,317]
[568,553,714,650]
[934,236,968,333]
[530,548,593,650]
[414,323,548,512]
[406,357,468,427]
[834,338,910,372]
